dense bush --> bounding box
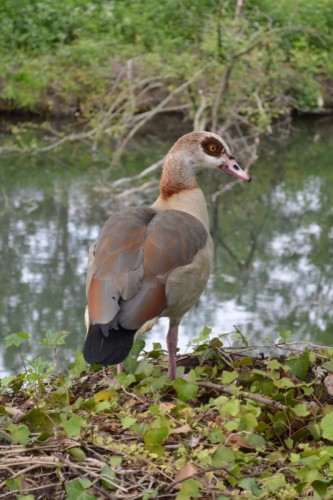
[0,0,332,120]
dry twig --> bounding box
[196,381,287,410]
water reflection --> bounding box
[1,120,333,374]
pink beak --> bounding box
[220,156,251,182]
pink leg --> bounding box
[167,324,179,380]
[117,363,123,374]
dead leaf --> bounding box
[324,374,333,396]
[159,402,176,411]
[172,423,191,434]
[225,432,255,450]
[99,421,121,432]
[174,463,197,488]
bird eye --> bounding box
[208,144,217,152]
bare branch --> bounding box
[110,158,164,189]
[112,64,212,164]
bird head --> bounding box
[169,131,251,182]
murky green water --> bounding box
[1,119,333,374]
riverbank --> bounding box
[1,0,332,134]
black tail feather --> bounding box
[83,324,136,366]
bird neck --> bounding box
[151,151,210,229]
[159,152,198,199]
[152,188,210,230]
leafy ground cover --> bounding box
[1,329,333,499]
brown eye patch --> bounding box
[201,136,225,157]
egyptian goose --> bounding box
[83,131,251,379]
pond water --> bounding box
[1,118,333,375]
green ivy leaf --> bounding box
[244,434,266,448]
[209,428,224,444]
[142,489,158,499]
[1,375,22,392]
[22,408,58,433]
[6,476,23,491]
[100,465,118,490]
[5,332,30,348]
[173,379,198,402]
[7,423,30,445]
[321,361,333,372]
[121,416,137,429]
[61,415,85,437]
[238,477,262,496]
[212,446,235,467]
[116,372,136,388]
[221,370,238,384]
[95,401,111,412]
[109,455,122,467]
[308,421,322,441]
[262,472,286,492]
[191,326,212,345]
[144,427,169,447]
[65,478,96,500]
[321,412,333,440]
[221,399,240,417]
[40,330,68,346]
[292,403,310,417]
[267,359,281,371]
[286,352,309,380]
[176,478,202,499]
[297,467,322,484]
[312,479,331,498]
[273,377,296,388]
[135,358,155,377]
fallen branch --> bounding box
[197,381,287,410]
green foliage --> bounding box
[2,330,333,497]
[60,414,85,437]
[321,413,333,441]
[65,478,96,500]
[144,426,169,452]
[5,476,24,492]
[4,332,30,348]
[0,0,112,51]
[40,330,68,347]
[111,0,215,53]
[68,447,86,461]
[6,423,30,445]
[173,378,199,402]
[286,351,310,380]
[176,478,202,499]
[0,0,331,120]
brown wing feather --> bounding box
[87,207,208,330]
[87,207,155,324]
